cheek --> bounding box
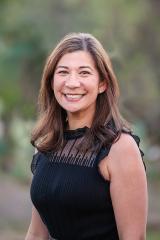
[87,80,99,93]
[53,76,62,92]
[52,77,65,105]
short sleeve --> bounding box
[31,152,40,175]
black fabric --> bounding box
[30,126,145,240]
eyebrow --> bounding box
[55,65,93,70]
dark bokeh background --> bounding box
[0,0,159,239]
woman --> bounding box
[25,32,148,240]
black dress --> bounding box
[30,126,145,240]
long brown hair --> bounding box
[31,32,130,152]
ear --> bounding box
[98,81,107,94]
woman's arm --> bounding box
[107,133,148,240]
[25,206,49,240]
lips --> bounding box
[63,93,85,101]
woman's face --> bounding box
[53,50,106,116]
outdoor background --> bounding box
[0,0,160,239]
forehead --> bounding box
[56,50,96,68]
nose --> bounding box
[65,73,80,88]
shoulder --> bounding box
[107,133,145,179]
[110,132,141,159]
[99,133,145,181]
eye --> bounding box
[80,71,91,76]
[57,70,69,75]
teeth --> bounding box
[65,94,84,100]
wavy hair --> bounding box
[31,32,130,152]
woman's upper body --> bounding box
[25,32,148,240]
[28,126,147,240]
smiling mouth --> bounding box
[63,93,85,100]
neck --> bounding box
[67,111,94,130]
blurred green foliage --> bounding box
[147,230,160,240]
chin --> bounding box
[65,108,81,113]
[61,104,82,113]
